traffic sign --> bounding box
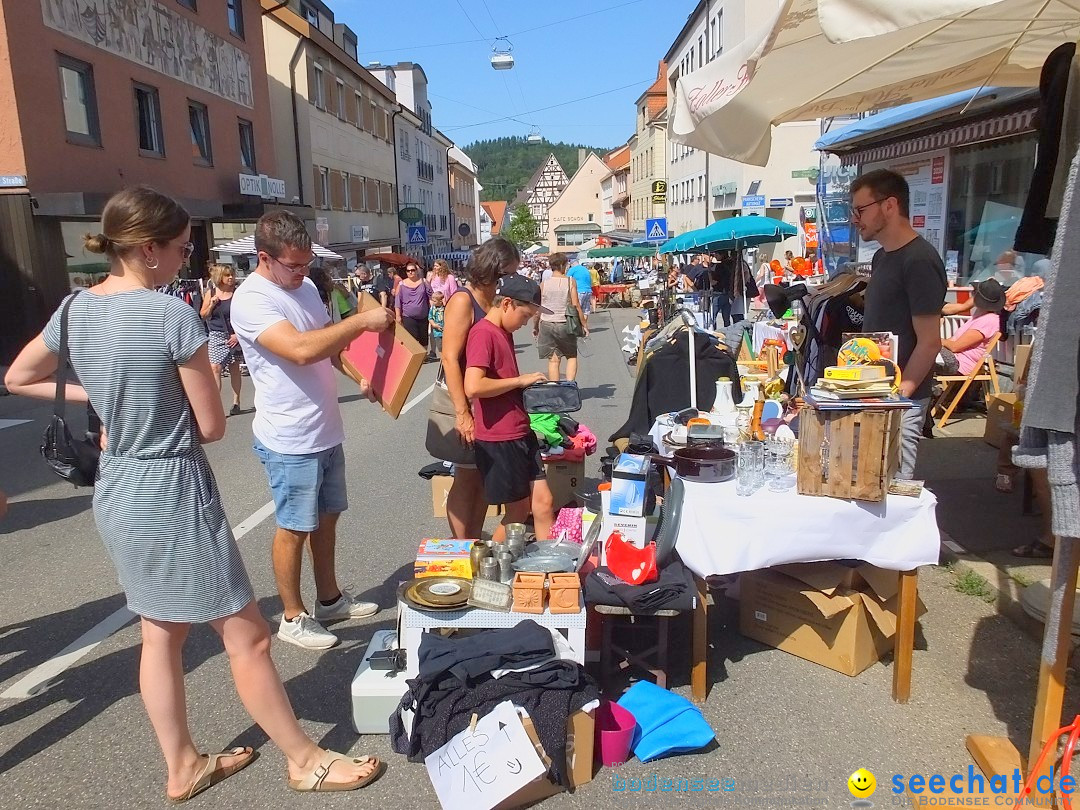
[407,225,427,245]
[741,195,766,207]
[645,218,667,242]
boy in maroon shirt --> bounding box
[464,275,556,541]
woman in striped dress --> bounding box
[5,187,383,800]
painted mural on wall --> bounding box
[41,0,253,108]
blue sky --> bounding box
[339,0,690,149]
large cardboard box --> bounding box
[545,461,585,511]
[738,563,925,677]
[984,393,1019,449]
[340,292,426,418]
[431,476,501,518]
[494,708,595,809]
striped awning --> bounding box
[839,108,1037,167]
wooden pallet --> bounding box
[797,408,900,502]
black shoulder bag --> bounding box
[41,293,101,487]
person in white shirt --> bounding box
[232,212,394,650]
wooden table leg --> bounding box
[892,569,918,703]
[1027,540,1079,782]
[692,575,708,704]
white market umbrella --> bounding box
[211,234,344,260]
[670,0,1080,165]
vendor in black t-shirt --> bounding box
[851,168,947,480]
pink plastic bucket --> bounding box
[595,700,636,767]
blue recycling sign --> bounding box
[645,218,668,242]
[407,225,427,245]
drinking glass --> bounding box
[766,437,795,492]
[737,441,764,496]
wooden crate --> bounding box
[797,408,901,502]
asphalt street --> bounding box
[0,305,1075,810]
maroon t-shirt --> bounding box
[465,318,529,441]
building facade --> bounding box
[546,152,608,254]
[0,0,277,361]
[600,145,632,234]
[370,62,452,259]
[448,145,479,251]
[263,1,398,265]
[480,200,507,243]
[630,62,668,233]
[511,153,569,240]
[663,0,820,253]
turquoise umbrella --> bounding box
[689,215,797,250]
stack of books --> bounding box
[809,366,902,407]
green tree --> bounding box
[505,204,539,248]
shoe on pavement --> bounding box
[277,612,338,650]
[312,588,379,622]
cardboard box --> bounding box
[340,292,427,418]
[984,393,1019,449]
[738,562,925,677]
[1014,343,1033,386]
[494,708,595,809]
[431,476,501,518]
[610,453,650,516]
[544,461,585,511]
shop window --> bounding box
[226,0,243,37]
[58,55,100,146]
[238,119,256,172]
[134,83,164,156]
[188,101,213,165]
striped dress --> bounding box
[43,289,254,622]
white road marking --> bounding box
[0,419,32,430]
[400,383,435,415]
[0,499,278,701]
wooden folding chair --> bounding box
[931,332,1002,429]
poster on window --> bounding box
[857,150,950,263]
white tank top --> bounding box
[540,275,569,323]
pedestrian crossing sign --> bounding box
[407,225,427,245]
[645,218,667,242]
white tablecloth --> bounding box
[673,477,940,577]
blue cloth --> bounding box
[253,438,348,532]
[617,680,715,762]
[567,264,592,296]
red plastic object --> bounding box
[1013,715,1080,810]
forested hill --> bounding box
[464,137,616,203]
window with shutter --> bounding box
[323,71,333,115]
[367,178,379,213]
[346,87,358,125]
[363,101,374,133]
[349,174,364,211]
[388,183,396,212]
[356,176,367,211]
[313,165,324,207]
[375,109,385,140]
[330,170,345,210]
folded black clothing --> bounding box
[558,415,580,435]
[390,660,600,788]
[417,619,555,685]
[626,433,658,455]
[418,460,455,479]
[584,558,696,612]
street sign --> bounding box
[0,175,27,188]
[407,225,428,245]
[741,195,766,207]
[768,197,793,208]
[791,168,819,179]
[645,218,667,242]
[351,225,369,243]
[398,206,424,224]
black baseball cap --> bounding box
[496,274,552,314]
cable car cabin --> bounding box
[490,51,514,70]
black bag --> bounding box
[522,381,581,414]
[565,282,586,338]
[41,293,101,487]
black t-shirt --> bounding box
[206,295,232,334]
[863,235,947,399]
[709,260,733,294]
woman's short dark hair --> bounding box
[466,238,518,286]
[851,168,910,218]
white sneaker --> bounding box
[276,612,338,650]
[312,588,379,622]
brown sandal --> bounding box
[288,750,385,792]
[166,746,257,804]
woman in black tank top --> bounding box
[437,239,520,539]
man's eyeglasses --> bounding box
[268,254,316,273]
[406,267,419,273]
[850,197,890,221]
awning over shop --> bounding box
[602,230,644,245]
[586,246,656,258]
[212,234,343,260]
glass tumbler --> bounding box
[737,441,764,496]
[766,437,795,492]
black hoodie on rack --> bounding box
[610,329,740,442]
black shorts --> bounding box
[474,433,546,505]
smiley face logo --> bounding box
[848,768,876,798]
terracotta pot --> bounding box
[512,572,546,614]
[548,573,581,614]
